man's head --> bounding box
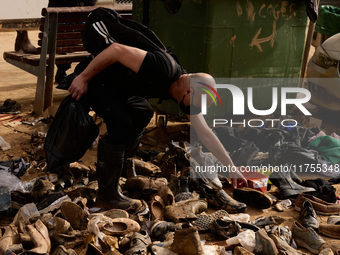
[178,73,216,113]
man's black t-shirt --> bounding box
[90,50,186,101]
[137,51,187,100]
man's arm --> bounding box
[68,43,147,101]
[188,113,248,189]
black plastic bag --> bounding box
[44,95,99,174]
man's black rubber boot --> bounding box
[122,132,143,178]
[96,138,142,212]
[269,170,315,199]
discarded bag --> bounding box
[44,95,99,174]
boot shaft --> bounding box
[171,226,204,255]
[15,30,22,51]
[96,139,125,199]
[20,30,38,54]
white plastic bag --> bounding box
[225,230,256,252]
[0,170,35,193]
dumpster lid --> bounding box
[322,32,340,60]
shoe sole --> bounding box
[294,237,319,254]
[233,188,272,209]
[295,205,335,216]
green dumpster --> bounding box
[315,5,340,36]
[133,0,309,118]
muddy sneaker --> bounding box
[299,200,319,229]
[150,221,180,240]
[210,219,242,240]
[125,230,151,255]
[291,221,325,254]
[0,99,21,114]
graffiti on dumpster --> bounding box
[234,1,297,52]
[249,20,277,52]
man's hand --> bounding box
[229,170,248,189]
[68,74,88,101]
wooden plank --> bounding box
[57,23,86,32]
[38,38,83,47]
[39,23,85,32]
[55,46,86,53]
[56,39,83,46]
[4,58,39,76]
[41,5,132,16]
[37,45,86,54]
[39,31,81,40]
[4,50,89,66]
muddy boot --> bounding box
[170,224,204,255]
[122,133,143,178]
[175,176,193,202]
[96,138,143,213]
[15,30,22,51]
[269,170,315,199]
[20,30,38,54]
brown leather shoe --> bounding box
[98,218,140,236]
[157,185,175,206]
[291,221,325,254]
[295,193,340,215]
[269,234,300,255]
[319,224,340,239]
[164,200,207,223]
[61,201,89,230]
[150,194,165,221]
[253,229,278,255]
[126,175,167,194]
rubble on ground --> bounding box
[0,113,340,255]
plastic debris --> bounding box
[0,170,35,193]
[225,229,256,252]
[0,136,11,151]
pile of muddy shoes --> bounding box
[2,138,340,255]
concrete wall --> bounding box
[1,0,48,20]
[1,0,114,20]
